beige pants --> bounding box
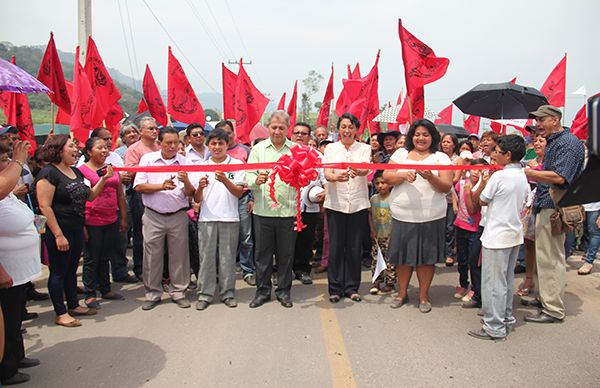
[535,208,566,320]
[142,209,190,302]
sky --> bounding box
[2,0,599,124]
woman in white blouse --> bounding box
[323,113,371,303]
[383,119,453,313]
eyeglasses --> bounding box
[293,132,309,136]
[190,132,205,137]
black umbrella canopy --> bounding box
[436,124,469,138]
[453,82,548,120]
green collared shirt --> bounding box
[246,138,297,217]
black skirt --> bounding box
[387,217,446,266]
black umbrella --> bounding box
[436,124,469,138]
[453,82,548,120]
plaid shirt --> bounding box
[534,129,585,212]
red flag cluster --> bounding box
[167,47,205,126]
[335,51,380,134]
[222,59,269,145]
[316,65,334,128]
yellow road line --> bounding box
[315,279,357,388]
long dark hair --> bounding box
[405,119,440,153]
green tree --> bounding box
[301,70,323,122]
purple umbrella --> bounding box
[0,57,49,94]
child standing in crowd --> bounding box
[453,158,488,309]
[468,135,530,341]
[193,130,245,311]
[368,171,395,294]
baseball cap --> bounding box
[528,105,562,119]
[459,150,474,160]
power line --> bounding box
[116,0,138,91]
[223,0,250,57]
[141,0,217,92]
[202,0,237,59]
[124,0,142,87]
[185,0,229,61]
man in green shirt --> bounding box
[246,111,297,308]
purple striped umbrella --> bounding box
[0,57,49,94]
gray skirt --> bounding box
[388,217,446,266]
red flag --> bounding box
[277,92,286,110]
[137,98,148,113]
[233,60,269,144]
[286,81,298,136]
[105,102,123,149]
[398,19,449,92]
[463,115,480,135]
[36,32,71,113]
[85,36,121,121]
[54,80,72,125]
[142,65,168,126]
[316,65,334,128]
[396,87,424,123]
[70,46,96,143]
[335,52,380,134]
[571,103,587,140]
[0,57,36,155]
[489,121,504,134]
[347,64,352,79]
[434,104,453,124]
[222,63,237,120]
[167,47,205,125]
[351,63,361,79]
[540,55,567,107]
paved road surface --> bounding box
[22,255,600,387]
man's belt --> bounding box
[146,207,188,216]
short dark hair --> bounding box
[41,134,70,164]
[337,113,360,130]
[373,170,384,181]
[159,126,179,141]
[90,127,110,138]
[83,137,106,162]
[215,120,234,131]
[496,134,526,162]
[185,123,204,137]
[319,139,333,148]
[471,158,489,165]
[206,129,229,145]
[294,122,312,134]
[441,133,459,154]
[458,140,474,152]
[405,119,440,153]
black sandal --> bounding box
[349,293,361,302]
[329,295,341,303]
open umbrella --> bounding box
[0,57,49,94]
[372,104,402,123]
[453,82,548,120]
[436,124,469,138]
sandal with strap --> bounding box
[578,262,593,275]
[328,295,341,303]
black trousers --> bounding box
[84,222,119,298]
[326,209,368,296]
[0,284,26,380]
[293,212,318,275]
[253,215,296,299]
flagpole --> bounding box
[50,102,55,136]
[563,52,567,127]
[407,94,413,124]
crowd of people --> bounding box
[0,103,598,384]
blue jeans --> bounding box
[455,226,483,302]
[237,194,255,275]
[584,210,600,264]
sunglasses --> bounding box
[190,132,205,137]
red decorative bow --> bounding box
[268,145,320,231]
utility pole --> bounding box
[227,59,252,65]
[78,0,92,64]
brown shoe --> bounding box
[54,317,82,327]
[68,307,98,316]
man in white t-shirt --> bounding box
[468,135,530,341]
[192,129,245,310]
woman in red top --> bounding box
[79,137,128,309]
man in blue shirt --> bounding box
[524,105,585,323]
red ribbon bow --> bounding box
[268,145,320,231]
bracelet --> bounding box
[10,159,24,168]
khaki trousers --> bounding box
[142,209,190,302]
[535,208,566,320]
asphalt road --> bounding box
[22,254,600,388]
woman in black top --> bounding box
[36,135,114,327]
